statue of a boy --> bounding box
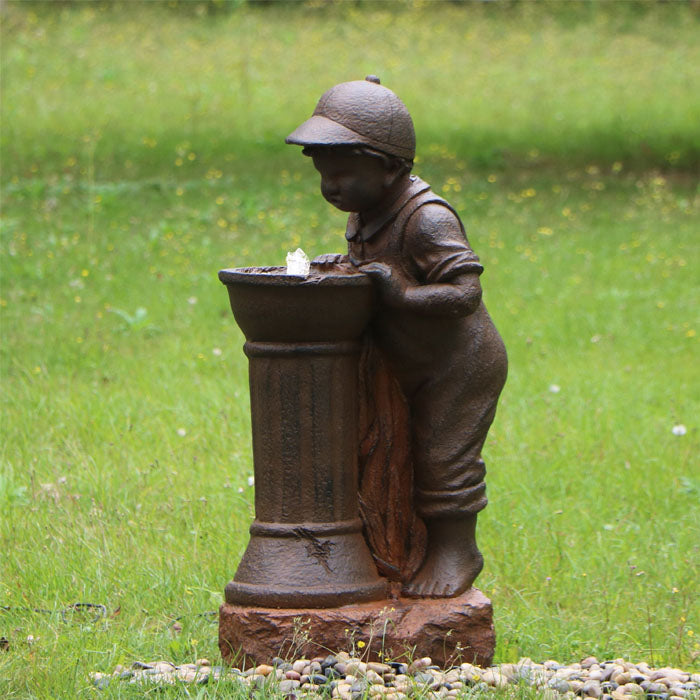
[287,77,507,598]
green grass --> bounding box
[1,2,699,698]
[2,0,700,180]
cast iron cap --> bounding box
[286,77,415,160]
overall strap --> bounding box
[390,187,466,264]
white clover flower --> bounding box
[177,427,187,437]
[672,424,687,436]
[247,475,255,487]
[549,384,561,394]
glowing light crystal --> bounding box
[285,248,310,277]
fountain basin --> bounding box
[218,265,373,343]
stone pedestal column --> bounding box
[218,266,386,609]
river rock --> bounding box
[90,652,700,699]
[582,679,603,697]
[365,670,384,684]
[279,679,301,692]
[292,659,308,674]
[481,669,509,687]
[367,662,392,675]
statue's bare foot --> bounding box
[402,516,483,598]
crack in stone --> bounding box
[292,527,334,574]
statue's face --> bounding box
[311,149,394,214]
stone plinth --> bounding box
[219,588,494,668]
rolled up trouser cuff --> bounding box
[415,482,487,520]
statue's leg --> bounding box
[402,385,498,598]
[402,442,489,598]
[402,513,483,598]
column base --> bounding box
[219,587,494,668]
[226,519,388,609]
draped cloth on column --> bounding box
[357,337,427,583]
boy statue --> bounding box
[286,77,507,598]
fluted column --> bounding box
[219,266,386,608]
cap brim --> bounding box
[286,115,368,149]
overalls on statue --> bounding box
[349,177,508,585]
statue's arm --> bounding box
[404,272,482,317]
[360,263,481,317]
[360,203,483,317]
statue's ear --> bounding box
[383,158,405,187]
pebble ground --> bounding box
[91,652,700,698]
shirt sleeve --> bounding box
[403,202,483,284]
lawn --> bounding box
[1,2,698,698]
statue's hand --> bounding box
[312,253,347,266]
[358,262,405,306]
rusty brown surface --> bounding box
[218,77,507,620]
[218,265,386,609]
[357,339,427,583]
[286,79,416,161]
[219,588,495,668]
[285,78,507,598]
